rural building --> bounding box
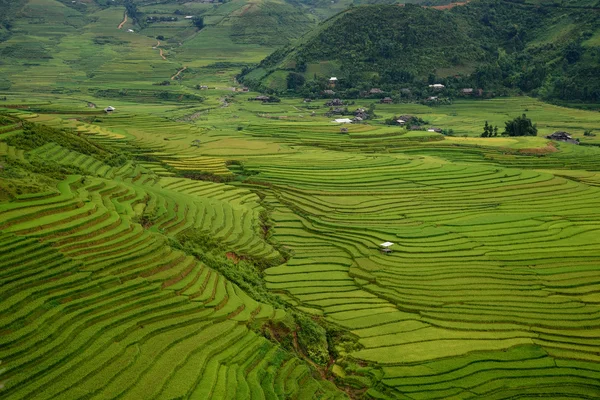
[380,97,393,104]
[461,88,474,94]
[410,125,423,131]
[379,241,394,255]
[253,95,270,102]
[353,109,368,120]
[352,116,363,123]
[127,29,134,33]
[396,119,406,125]
[104,106,115,113]
[546,131,579,144]
[326,98,344,106]
[400,115,414,121]
[185,16,194,19]
[429,83,445,90]
[369,88,384,94]
[427,96,438,101]
[427,127,442,133]
[323,89,336,95]
[334,118,353,124]
[340,127,349,133]
[303,98,312,103]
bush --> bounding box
[503,114,537,136]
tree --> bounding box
[192,17,204,30]
[286,72,305,90]
[493,126,499,136]
[503,114,537,137]
[481,121,491,137]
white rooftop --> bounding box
[329,77,338,81]
[380,242,394,247]
[334,118,353,124]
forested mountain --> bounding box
[240,0,600,103]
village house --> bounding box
[353,108,368,120]
[325,98,344,107]
[352,116,363,123]
[427,127,442,133]
[429,83,445,90]
[334,118,353,124]
[380,97,393,104]
[396,119,406,125]
[104,106,115,113]
[399,115,414,122]
[340,127,349,133]
[427,96,438,101]
[328,77,338,87]
[369,88,384,94]
[461,88,474,95]
[253,95,270,102]
[323,89,336,95]
[303,98,312,103]
[546,131,579,145]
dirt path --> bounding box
[171,66,187,80]
[117,13,128,29]
[153,41,167,60]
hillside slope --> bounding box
[241,0,600,103]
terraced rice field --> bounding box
[2,96,600,398]
[0,155,344,399]
[247,151,600,398]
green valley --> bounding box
[1,0,600,399]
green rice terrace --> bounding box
[2,0,600,399]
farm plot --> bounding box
[248,149,600,398]
[0,170,345,399]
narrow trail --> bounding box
[117,13,128,29]
[171,67,187,80]
[153,41,167,60]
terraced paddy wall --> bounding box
[0,147,346,398]
[3,98,600,398]
[245,150,600,398]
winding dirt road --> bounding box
[171,67,187,80]
[153,41,167,60]
[117,13,128,29]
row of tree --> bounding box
[481,114,537,137]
